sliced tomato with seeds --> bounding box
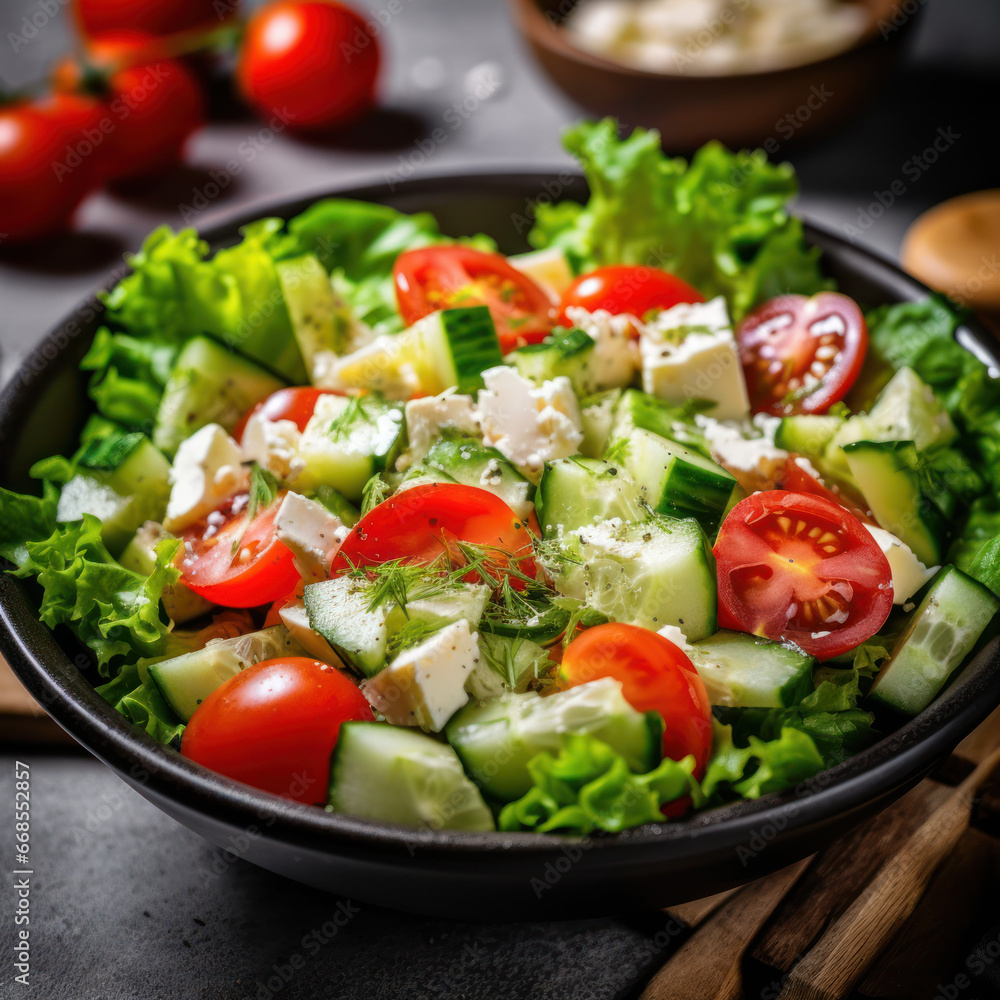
[780,455,876,527]
[737,292,868,417]
[714,490,893,660]
[179,492,301,608]
[331,483,536,585]
[394,245,556,352]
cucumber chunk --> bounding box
[843,440,944,566]
[542,514,717,640]
[382,583,491,636]
[508,327,598,395]
[303,576,388,677]
[56,437,171,556]
[535,457,643,537]
[148,625,303,722]
[445,677,662,802]
[688,630,815,708]
[297,394,406,501]
[774,414,845,457]
[870,566,999,716]
[579,389,622,458]
[866,367,956,452]
[328,721,496,832]
[153,336,286,457]
[335,306,503,397]
[610,388,695,444]
[615,427,738,534]
[419,437,534,519]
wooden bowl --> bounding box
[508,0,920,151]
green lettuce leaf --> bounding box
[529,119,830,320]
[498,733,697,834]
[10,515,179,675]
[0,484,59,566]
[94,659,185,745]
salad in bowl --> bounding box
[3,120,999,840]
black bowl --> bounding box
[2,173,999,920]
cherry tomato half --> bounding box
[181,656,372,804]
[394,246,557,353]
[557,265,704,326]
[0,101,96,244]
[53,31,204,181]
[179,492,301,607]
[559,623,712,775]
[331,483,536,583]
[233,386,339,442]
[237,1,380,133]
[714,491,893,660]
[73,0,234,39]
[737,292,868,417]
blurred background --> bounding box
[1,0,998,386]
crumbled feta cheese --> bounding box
[864,525,939,605]
[241,413,305,483]
[362,619,479,732]
[164,424,248,533]
[656,624,692,653]
[640,297,750,420]
[477,367,583,473]
[564,306,640,390]
[404,389,481,461]
[695,412,788,487]
[273,491,346,582]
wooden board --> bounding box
[0,653,70,744]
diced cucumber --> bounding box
[153,336,286,457]
[56,437,172,556]
[579,389,622,458]
[535,457,643,537]
[383,583,491,636]
[303,576,388,677]
[328,721,495,832]
[445,677,662,802]
[870,566,999,716]
[466,633,551,701]
[688,630,815,708]
[774,414,845,457]
[866,367,956,452]
[615,427,738,534]
[336,306,503,397]
[843,440,945,566]
[148,625,303,722]
[420,437,534,519]
[275,254,359,376]
[310,485,360,528]
[118,521,214,624]
[508,327,599,395]
[508,247,574,297]
[610,388,692,443]
[296,394,406,501]
[543,514,717,640]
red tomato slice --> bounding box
[181,657,372,804]
[393,246,556,352]
[331,483,536,583]
[233,386,340,442]
[780,456,876,527]
[714,491,893,660]
[737,292,868,416]
[559,623,713,775]
[557,265,704,326]
[179,492,301,608]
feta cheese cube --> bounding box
[404,389,481,462]
[361,619,479,732]
[640,297,750,420]
[695,412,788,490]
[164,424,247,533]
[564,306,641,390]
[865,525,939,605]
[274,491,349,582]
[241,413,305,483]
[477,366,583,473]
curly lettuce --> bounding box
[529,118,830,320]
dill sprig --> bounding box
[386,618,443,658]
[360,474,391,516]
[230,463,278,557]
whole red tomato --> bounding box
[236,1,380,133]
[52,31,204,180]
[73,0,236,39]
[0,101,97,244]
